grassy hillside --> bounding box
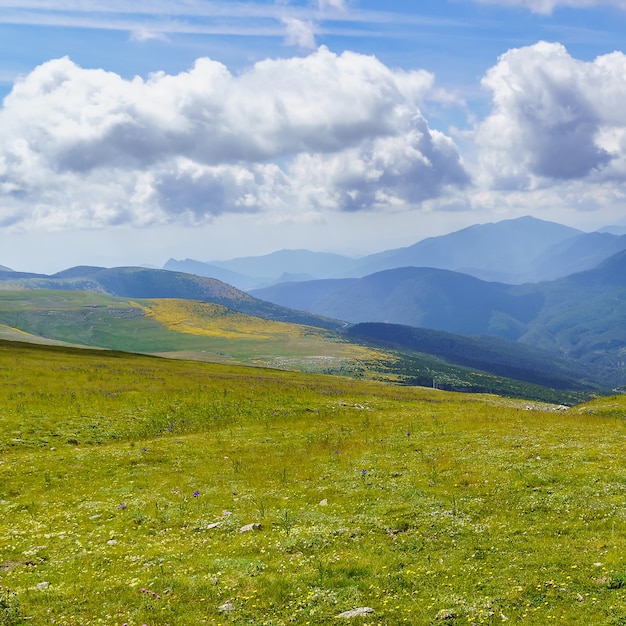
[0,290,381,376]
[0,266,342,330]
[345,322,603,392]
[0,290,596,403]
[0,341,625,625]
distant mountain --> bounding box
[0,265,13,272]
[254,252,626,387]
[251,278,358,313]
[599,225,626,235]
[530,232,626,281]
[163,259,257,290]
[169,216,599,288]
[209,249,358,279]
[0,266,342,330]
[165,250,358,290]
[352,216,582,283]
[254,267,541,338]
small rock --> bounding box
[319,499,328,506]
[206,522,222,530]
[240,523,262,533]
[218,600,235,612]
[106,539,117,545]
[89,514,102,520]
[36,581,50,590]
[337,607,375,618]
[435,608,457,621]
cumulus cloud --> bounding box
[475,41,626,189]
[0,48,467,230]
[290,118,470,212]
[473,0,626,14]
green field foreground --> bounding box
[1,341,626,625]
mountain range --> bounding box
[165,216,626,288]
[251,250,626,387]
[3,214,626,393]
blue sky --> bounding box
[2,0,626,272]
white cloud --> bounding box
[317,0,349,10]
[473,0,626,13]
[130,28,169,42]
[289,120,469,212]
[0,48,467,231]
[474,41,626,190]
[282,17,317,50]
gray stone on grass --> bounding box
[218,600,235,612]
[337,607,375,618]
[206,522,222,530]
[239,522,262,533]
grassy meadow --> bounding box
[0,290,601,405]
[0,290,390,375]
[1,340,626,624]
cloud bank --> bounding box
[0,47,468,230]
[5,39,626,234]
[475,41,626,192]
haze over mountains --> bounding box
[165,216,626,289]
[3,214,626,392]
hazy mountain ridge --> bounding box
[163,216,626,288]
[350,216,582,283]
[253,267,544,337]
[164,250,359,290]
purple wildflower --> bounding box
[193,490,201,497]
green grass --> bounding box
[0,290,388,375]
[0,290,601,404]
[1,340,626,624]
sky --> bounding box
[2,1,626,272]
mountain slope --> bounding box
[0,266,343,330]
[346,322,599,391]
[530,232,626,281]
[0,290,380,374]
[163,259,257,290]
[255,266,543,338]
[254,253,626,386]
[353,215,582,283]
